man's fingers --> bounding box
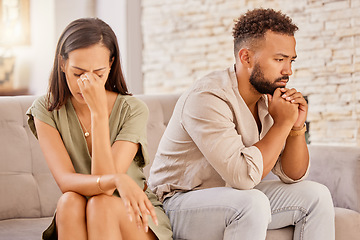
[273,87,283,98]
[281,88,296,99]
[290,95,306,104]
[280,89,306,106]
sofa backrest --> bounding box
[136,94,180,178]
[264,145,360,213]
[306,145,360,213]
[0,96,61,220]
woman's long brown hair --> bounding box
[47,18,131,111]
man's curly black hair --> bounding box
[232,8,298,57]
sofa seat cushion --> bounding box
[265,207,360,240]
[266,226,293,240]
[0,217,52,240]
[0,208,358,240]
[334,207,360,239]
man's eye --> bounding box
[74,73,81,77]
[98,75,104,78]
[291,59,296,63]
[275,59,284,62]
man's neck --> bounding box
[234,63,262,110]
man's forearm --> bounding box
[280,130,309,180]
[255,122,293,179]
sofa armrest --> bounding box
[263,144,360,213]
[307,145,360,213]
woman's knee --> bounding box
[57,192,86,220]
[86,194,125,220]
[87,194,109,216]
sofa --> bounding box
[0,94,359,240]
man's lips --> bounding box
[276,77,289,85]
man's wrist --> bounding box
[289,123,307,137]
[291,123,306,131]
[272,121,293,132]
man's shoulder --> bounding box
[190,67,235,94]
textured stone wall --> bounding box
[141,0,360,146]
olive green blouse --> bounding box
[26,94,172,240]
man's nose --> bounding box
[281,62,293,76]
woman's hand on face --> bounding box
[77,72,108,115]
[114,173,158,232]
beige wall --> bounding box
[141,0,360,146]
[12,0,142,95]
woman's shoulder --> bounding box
[26,94,53,117]
[117,94,149,114]
[29,94,69,114]
[31,94,49,109]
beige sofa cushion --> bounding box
[306,145,360,213]
[0,96,61,220]
[137,94,180,178]
[334,207,360,240]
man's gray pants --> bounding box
[163,180,335,240]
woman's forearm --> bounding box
[59,172,116,196]
[90,112,116,175]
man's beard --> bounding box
[249,63,289,95]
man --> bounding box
[149,8,334,240]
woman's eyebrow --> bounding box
[71,66,107,72]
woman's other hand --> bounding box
[114,173,159,232]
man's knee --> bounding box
[244,189,271,220]
[227,189,271,225]
[299,181,334,214]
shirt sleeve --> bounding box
[115,97,150,168]
[26,95,56,138]
[181,90,263,190]
[272,157,310,183]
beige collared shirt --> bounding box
[149,65,308,202]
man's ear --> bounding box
[238,48,252,67]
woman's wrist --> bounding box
[91,110,108,122]
[95,174,117,195]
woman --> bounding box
[27,18,172,240]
